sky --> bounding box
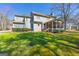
[0,3,53,20]
[0,3,79,21]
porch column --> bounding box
[52,21,53,31]
[56,20,57,29]
[59,21,61,30]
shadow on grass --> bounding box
[0,32,79,56]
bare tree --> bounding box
[0,6,12,31]
[50,3,79,31]
[0,13,9,30]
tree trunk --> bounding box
[64,19,66,31]
[64,15,67,31]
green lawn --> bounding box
[0,32,79,56]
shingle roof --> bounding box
[15,15,31,18]
[31,12,56,18]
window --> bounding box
[34,16,40,19]
[38,24,40,26]
[23,18,25,22]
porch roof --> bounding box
[34,21,42,24]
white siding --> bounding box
[34,16,40,21]
[13,16,31,29]
[33,23,41,32]
[15,17,24,22]
[34,16,48,22]
[13,24,24,28]
[25,18,31,28]
[34,15,53,23]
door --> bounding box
[34,23,41,32]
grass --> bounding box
[0,32,79,56]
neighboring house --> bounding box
[66,22,78,31]
[12,12,64,32]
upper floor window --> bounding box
[34,16,40,19]
[34,16,41,21]
[15,17,24,22]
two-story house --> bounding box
[12,12,64,32]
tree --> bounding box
[50,3,79,31]
[0,13,8,30]
[0,6,12,30]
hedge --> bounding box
[12,28,32,32]
[53,29,64,33]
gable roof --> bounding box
[15,15,31,18]
[31,12,56,18]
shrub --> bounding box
[53,29,64,33]
[12,28,31,32]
